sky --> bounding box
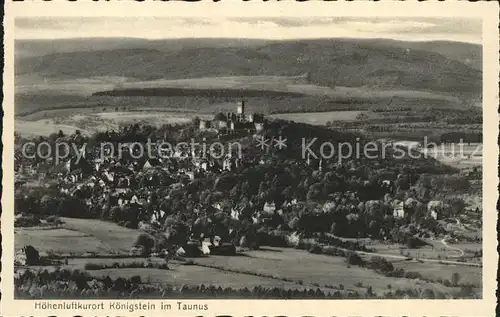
[15,17,482,44]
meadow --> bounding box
[270,111,365,125]
[16,218,138,255]
[15,217,477,297]
[15,227,114,255]
[15,111,209,137]
[391,261,482,287]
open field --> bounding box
[88,266,317,291]
[15,217,481,297]
[15,110,209,137]
[15,227,115,254]
[16,75,119,96]
[103,75,461,102]
[391,261,482,287]
[192,247,457,294]
[60,218,139,253]
[270,111,365,125]
[15,218,139,255]
[15,120,95,138]
[17,74,463,102]
[94,111,209,122]
[117,75,308,90]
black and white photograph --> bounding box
[6,5,495,309]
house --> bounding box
[199,120,208,130]
[15,249,27,266]
[213,235,222,246]
[129,246,144,256]
[230,208,240,220]
[263,202,276,215]
[393,201,405,218]
[142,158,161,170]
[176,247,186,256]
[17,245,39,265]
[151,210,166,223]
[103,171,114,182]
[201,240,212,255]
[430,210,438,220]
[188,171,195,180]
[130,195,144,205]
[428,200,444,220]
[286,232,301,247]
[254,122,265,133]
[117,177,131,188]
[211,203,223,212]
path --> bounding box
[440,238,465,257]
[334,246,481,267]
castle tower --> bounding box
[199,120,207,130]
[237,100,245,115]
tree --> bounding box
[24,245,40,265]
[214,113,226,121]
[421,288,435,299]
[329,222,337,235]
[451,272,461,287]
[288,217,300,231]
[230,184,240,199]
[100,205,111,220]
[192,116,201,127]
[418,173,433,189]
[40,195,58,216]
[396,176,410,191]
[306,183,323,201]
[447,198,466,217]
[133,233,155,255]
[109,206,122,222]
[459,285,475,298]
[57,196,90,218]
[345,251,363,266]
[366,286,374,297]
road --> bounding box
[332,245,481,267]
[323,230,479,266]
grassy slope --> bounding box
[15,218,140,254]
[192,248,455,294]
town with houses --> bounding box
[14,101,478,262]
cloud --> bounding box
[14,16,482,44]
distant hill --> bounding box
[14,37,268,59]
[352,39,482,70]
[401,41,482,70]
[15,38,482,69]
[16,38,481,96]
